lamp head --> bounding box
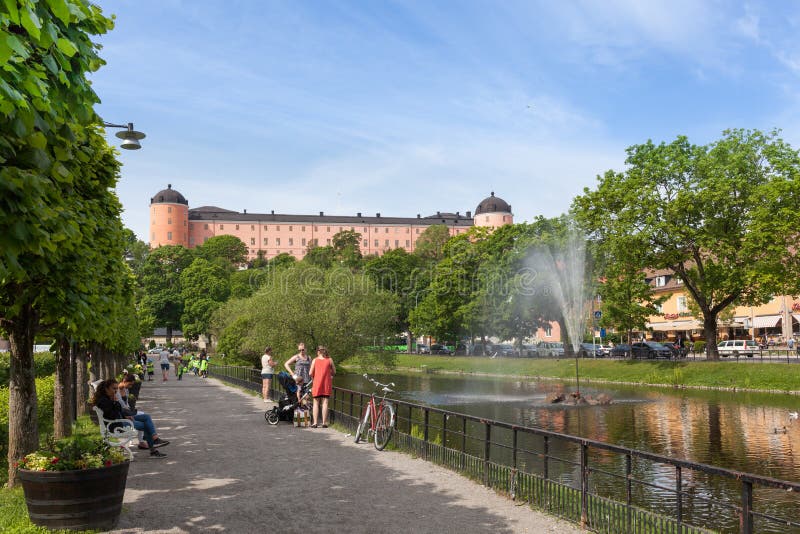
[115,125,146,150]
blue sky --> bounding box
[91,1,800,242]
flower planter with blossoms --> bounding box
[16,428,130,531]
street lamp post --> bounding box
[102,121,146,150]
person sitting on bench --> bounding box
[92,378,169,459]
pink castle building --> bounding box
[149,185,513,259]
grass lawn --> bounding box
[344,354,800,393]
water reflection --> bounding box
[338,372,800,532]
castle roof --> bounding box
[150,184,188,205]
[475,192,511,215]
[188,207,473,227]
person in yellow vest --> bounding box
[146,358,155,381]
[199,351,209,378]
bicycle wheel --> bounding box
[265,409,279,425]
[354,405,371,443]
[373,402,394,451]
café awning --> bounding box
[752,315,781,329]
[646,320,701,331]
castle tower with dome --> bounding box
[148,186,513,258]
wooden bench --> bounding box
[92,406,138,461]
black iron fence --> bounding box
[212,365,800,534]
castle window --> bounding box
[326,226,330,232]
[326,239,331,245]
[250,238,255,245]
[276,225,280,231]
[405,240,409,247]
[264,225,268,231]
[385,239,389,246]
[168,218,172,225]
[276,238,281,246]
[302,238,306,246]
[220,224,224,230]
[339,226,342,232]
[288,238,293,246]
[395,228,399,233]
[236,224,239,230]
[416,228,420,234]
[204,224,209,230]
[394,240,399,247]
[363,227,367,232]
[314,226,318,231]
[251,225,254,230]
[406,228,409,233]
[374,239,379,247]
[302,226,306,232]
[385,228,389,233]
[168,206,172,213]
[264,238,268,245]
[183,220,186,226]
[167,232,172,240]
[289,226,293,231]
[363,240,367,247]
[485,216,489,222]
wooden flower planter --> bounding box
[18,461,130,531]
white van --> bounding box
[717,339,760,357]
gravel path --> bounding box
[112,375,583,534]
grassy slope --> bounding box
[346,354,800,393]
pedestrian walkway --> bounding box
[113,375,582,534]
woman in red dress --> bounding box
[309,346,336,428]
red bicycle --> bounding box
[354,374,396,450]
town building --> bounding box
[644,269,798,345]
[148,185,513,260]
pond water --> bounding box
[336,371,800,532]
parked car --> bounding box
[491,344,515,357]
[609,344,632,358]
[630,341,672,359]
[416,344,430,354]
[430,344,452,355]
[521,344,539,357]
[578,342,604,358]
[717,339,760,357]
[453,343,468,356]
[537,342,565,357]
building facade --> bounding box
[644,268,798,344]
[149,185,513,260]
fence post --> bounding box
[423,408,429,460]
[740,480,753,534]
[483,422,491,487]
[543,435,549,480]
[442,413,447,450]
[676,465,682,526]
[580,443,589,527]
[511,427,518,501]
[626,454,632,534]
[461,417,467,470]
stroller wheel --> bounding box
[265,409,279,425]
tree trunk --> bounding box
[88,342,98,382]
[75,346,88,415]
[5,303,40,487]
[166,325,173,347]
[53,336,72,439]
[704,314,719,360]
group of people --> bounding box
[137,348,210,382]
[91,374,171,459]
[261,342,336,428]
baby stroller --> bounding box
[265,371,312,425]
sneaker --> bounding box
[137,443,150,450]
[150,449,167,458]
[152,438,170,448]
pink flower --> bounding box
[51,457,59,464]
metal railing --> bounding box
[212,365,800,533]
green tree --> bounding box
[304,244,334,269]
[414,224,451,261]
[212,263,399,367]
[598,262,662,343]
[137,245,195,343]
[332,229,363,269]
[365,248,427,351]
[0,0,119,484]
[196,234,248,269]
[180,258,231,341]
[573,129,800,359]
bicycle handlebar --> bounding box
[362,373,394,393]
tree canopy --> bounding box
[573,129,800,357]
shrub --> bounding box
[693,341,706,354]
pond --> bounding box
[336,371,800,532]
